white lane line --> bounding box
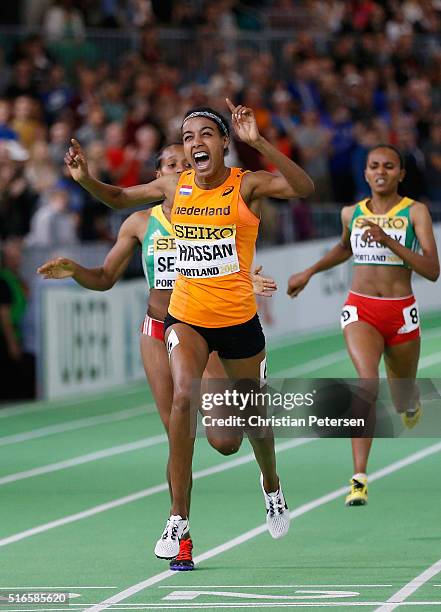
[418,352,441,369]
[156,585,394,589]
[83,440,441,612]
[375,558,441,611]
[0,436,167,486]
[0,587,116,589]
[71,600,441,612]
[422,328,441,341]
[0,438,312,548]
[276,326,441,378]
[274,351,348,378]
[0,407,149,447]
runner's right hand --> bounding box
[64,139,89,182]
[37,257,76,279]
[287,270,311,298]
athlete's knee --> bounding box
[172,383,193,414]
[356,376,380,402]
[207,436,242,455]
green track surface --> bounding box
[1,312,441,611]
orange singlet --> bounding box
[169,167,259,327]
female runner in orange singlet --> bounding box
[62,101,314,558]
[39,143,277,570]
[287,145,439,506]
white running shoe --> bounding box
[154,515,189,559]
[260,474,290,539]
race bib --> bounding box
[399,302,420,334]
[341,305,358,329]
[351,215,407,266]
[174,223,240,278]
[153,236,176,289]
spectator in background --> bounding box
[0,238,35,401]
[270,86,299,140]
[0,99,18,141]
[75,103,105,147]
[69,65,99,123]
[130,0,154,28]
[245,52,273,93]
[0,141,35,239]
[135,123,162,182]
[79,140,112,241]
[139,26,162,64]
[207,53,243,98]
[0,49,11,95]
[312,0,345,34]
[12,96,44,150]
[423,121,441,203]
[386,7,413,43]
[22,0,53,28]
[104,122,140,187]
[26,187,78,247]
[101,81,127,123]
[171,0,198,28]
[242,86,271,133]
[43,0,85,42]
[351,120,382,200]
[130,70,155,109]
[4,59,38,99]
[125,99,153,144]
[328,105,356,203]
[98,0,125,28]
[287,60,321,113]
[86,140,110,180]
[25,140,58,193]
[40,64,73,123]
[48,120,72,167]
[14,35,53,87]
[261,123,295,174]
[397,128,426,200]
[295,110,333,202]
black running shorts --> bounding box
[163,312,265,359]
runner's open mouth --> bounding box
[193,151,210,169]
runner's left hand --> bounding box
[361,219,389,245]
[226,98,261,146]
[251,265,277,297]
[37,257,76,279]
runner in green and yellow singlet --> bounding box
[287,145,439,507]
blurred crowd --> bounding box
[0,0,440,248]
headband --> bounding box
[182,111,229,137]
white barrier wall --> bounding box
[41,279,147,399]
[257,224,441,342]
